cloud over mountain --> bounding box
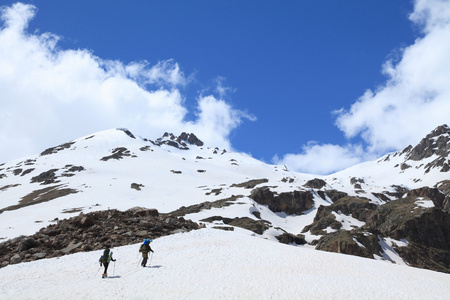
[0,3,253,162]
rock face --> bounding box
[405,124,450,172]
[250,187,314,215]
[364,194,450,272]
[0,208,201,268]
[302,196,376,235]
[309,187,450,273]
[154,132,204,150]
[304,178,327,189]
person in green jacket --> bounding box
[139,239,154,267]
[99,245,116,278]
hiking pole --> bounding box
[137,257,142,268]
[148,252,153,267]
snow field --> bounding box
[1,228,449,300]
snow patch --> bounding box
[415,198,435,208]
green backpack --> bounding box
[99,248,111,264]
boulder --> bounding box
[17,238,37,251]
[304,178,327,189]
[10,254,21,264]
[61,241,83,254]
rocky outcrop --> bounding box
[231,179,268,189]
[363,193,450,273]
[0,208,201,268]
[275,232,306,245]
[101,147,133,161]
[0,185,79,214]
[315,230,381,258]
[168,196,242,217]
[304,185,450,273]
[154,132,204,150]
[40,142,75,156]
[250,187,314,215]
[200,216,270,235]
[304,178,327,189]
[317,190,348,203]
[302,196,376,235]
[407,124,450,161]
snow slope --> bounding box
[0,129,312,240]
[1,228,449,300]
[1,127,446,242]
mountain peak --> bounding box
[154,132,204,150]
[407,124,450,162]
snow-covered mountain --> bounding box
[0,125,449,298]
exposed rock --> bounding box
[205,188,222,196]
[302,196,377,235]
[400,163,411,170]
[0,185,78,214]
[17,238,37,251]
[0,208,201,269]
[177,132,204,147]
[154,132,204,150]
[250,187,314,215]
[315,230,379,259]
[127,207,159,217]
[101,147,132,161]
[407,124,450,161]
[275,232,306,245]
[363,195,450,273]
[350,177,365,185]
[168,196,241,217]
[131,183,144,191]
[317,190,348,203]
[231,178,269,189]
[407,187,446,209]
[61,241,83,254]
[304,178,327,189]
[117,128,136,139]
[30,169,59,185]
[200,216,270,235]
[212,226,234,231]
[40,142,75,156]
[10,254,21,264]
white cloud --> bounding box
[335,0,450,153]
[0,3,252,162]
[274,143,370,175]
[276,0,450,175]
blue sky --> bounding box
[1,1,449,174]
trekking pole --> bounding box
[149,252,154,267]
[137,257,142,268]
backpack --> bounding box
[99,248,111,264]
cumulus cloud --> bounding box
[273,143,370,175]
[276,0,450,174]
[336,0,450,153]
[0,3,252,162]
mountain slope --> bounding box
[0,125,449,273]
[1,228,450,300]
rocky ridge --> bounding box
[0,208,201,268]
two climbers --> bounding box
[99,245,116,278]
[139,239,154,267]
[98,239,154,277]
